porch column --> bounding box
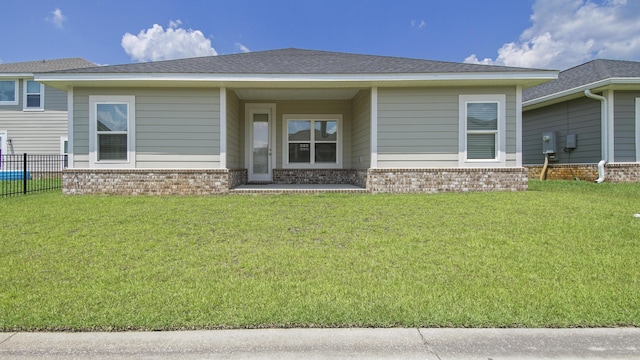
[371,87,378,168]
[516,85,523,167]
[220,87,227,168]
[67,87,74,169]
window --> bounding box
[89,96,135,168]
[23,80,44,110]
[0,80,18,105]
[284,114,342,168]
[459,95,506,166]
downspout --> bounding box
[584,89,607,183]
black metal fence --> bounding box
[0,153,67,197]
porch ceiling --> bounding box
[233,88,362,100]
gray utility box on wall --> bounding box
[565,133,577,151]
[542,131,558,160]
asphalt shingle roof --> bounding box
[523,59,640,102]
[56,48,544,75]
[0,58,96,74]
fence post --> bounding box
[23,153,27,194]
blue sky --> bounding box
[2,0,640,70]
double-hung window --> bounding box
[459,95,506,166]
[284,114,342,168]
[0,80,18,105]
[89,96,135,168]
[23,80,44,110]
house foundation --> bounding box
[525,163,640,182]
[366,168,528,193]
[63,167,530,195]
[62,169,232,195]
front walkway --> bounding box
[2,328,639,359]
[230,184,369,194]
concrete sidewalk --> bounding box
[1,328,639,359]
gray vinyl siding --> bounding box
[72,87,221,169]
[613,91,640,162]
[240,99,352,169]
[523,97,601,165]
[72,92,90,167]
[351,89,371,169]
[44,86,68,111]
[226,90,242,169]
[0,111,67,154]
[377,86,517,168]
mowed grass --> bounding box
[1,180,639,331]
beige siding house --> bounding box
[36,49,557,194]
[0,58,95,157]
[523,59,640,182]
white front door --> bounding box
[246,104,275,182]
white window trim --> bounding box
[89,95,135,168]
[458,94,506,167]
[22,80,44,111]
[0,80,18,106]
[282,114,343,169]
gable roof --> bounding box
[0,58,96,75]
[523,59,640,105]
[57,48,543,75]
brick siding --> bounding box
[525,163,640,182]
[525,164,599,181]
[272,169,365,186]
[63,169,232,195]
[366,168,528,193]
[63,167,533,195]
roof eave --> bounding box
[35,71,558,90]
[523,77,640,110]
[0,73,33,78]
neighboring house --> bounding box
[0,58,95,158]
[523,59,640,182]
[35,48,557,194]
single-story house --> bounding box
[523,59,640,182]
[36,48,557,194]
[0,58,95,158]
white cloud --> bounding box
[411,19,426,29]
[121,20,217,62]
[47,8,66,28]
[235,42,251,53]
[465,0,640,69]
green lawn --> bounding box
[1,180,639,331]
